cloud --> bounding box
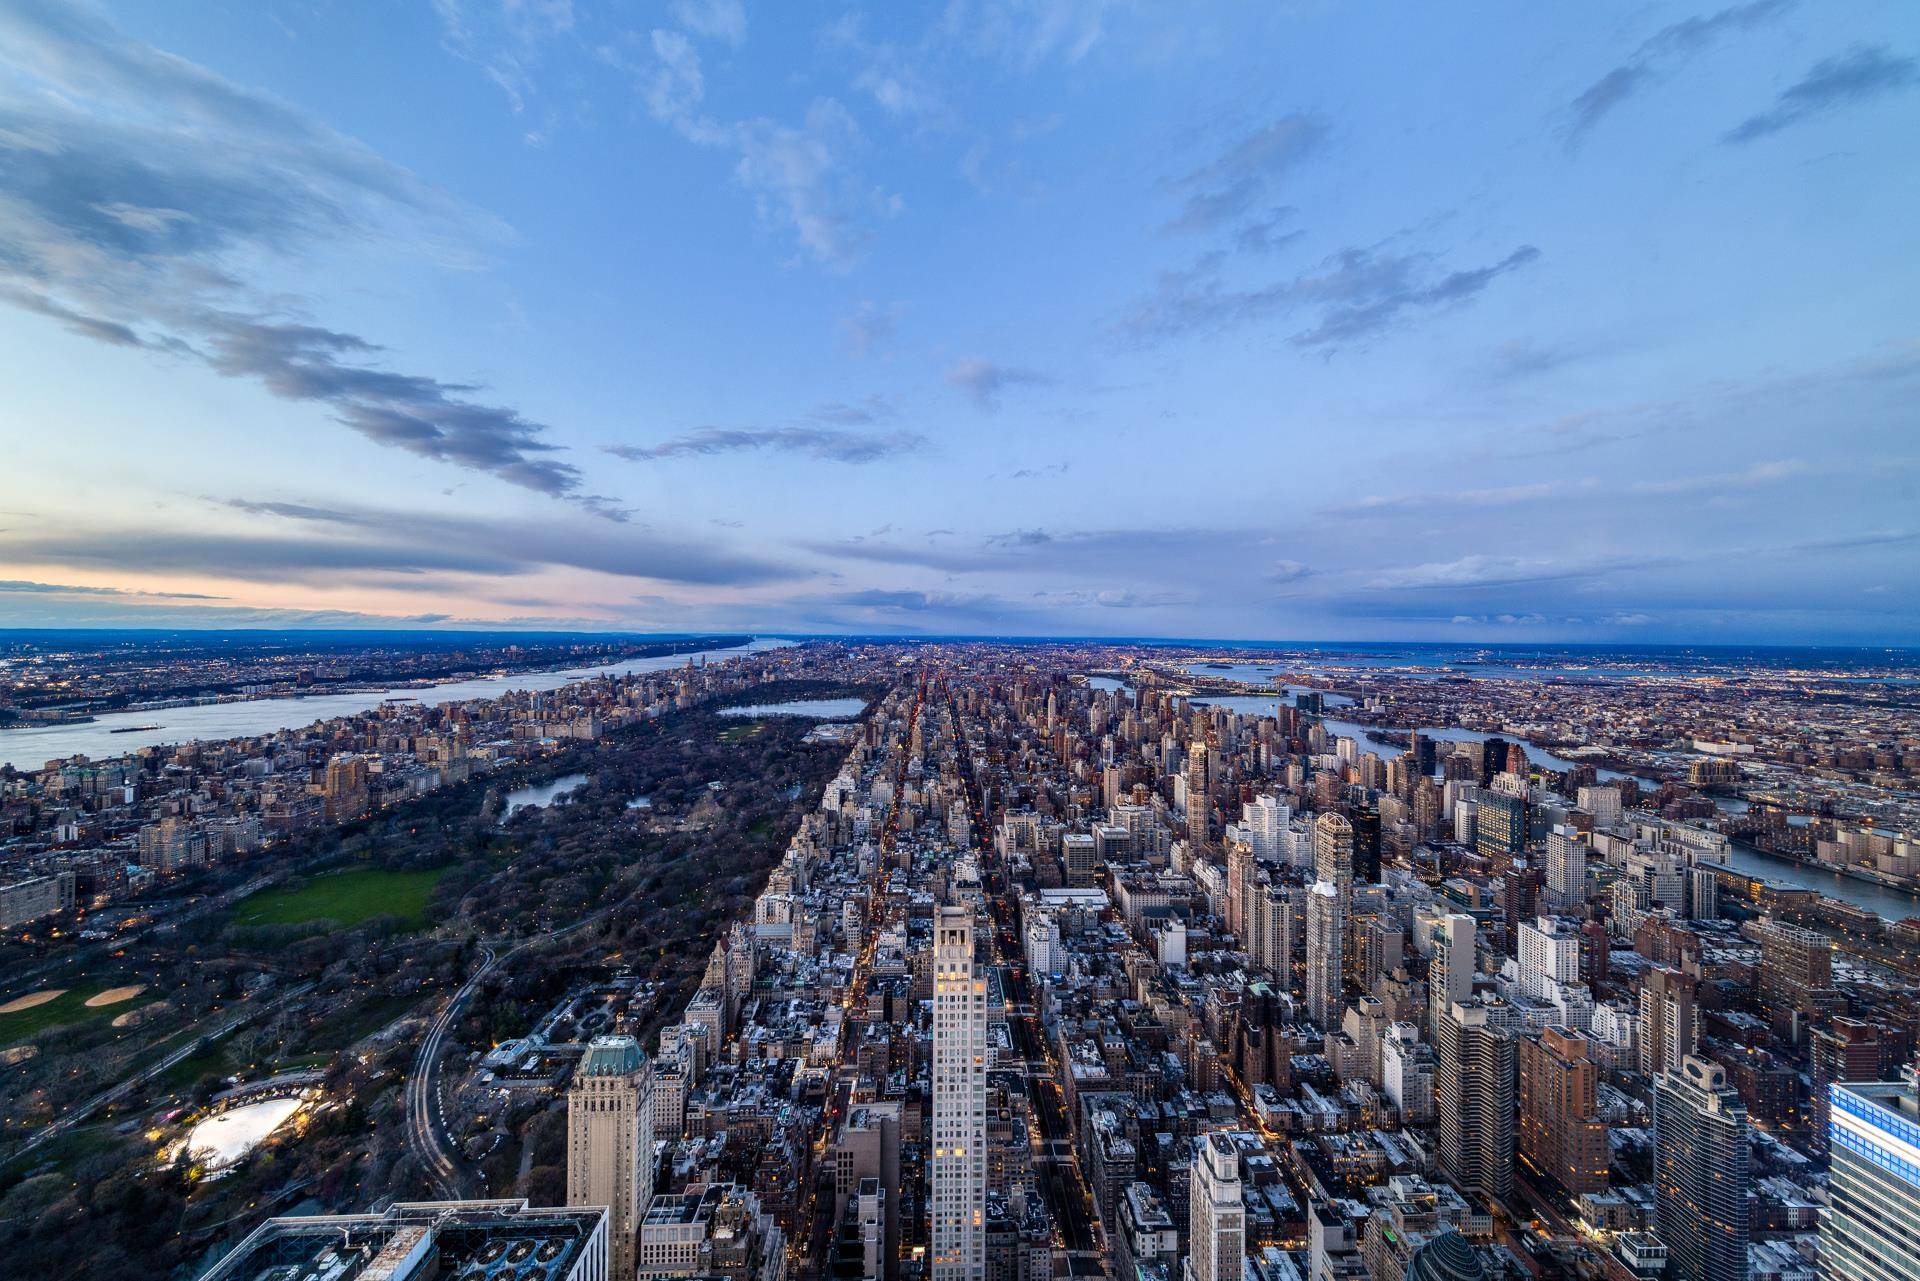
[1007,462,1070,480]
[810,395,899,425]
[1233,209,1304,256]
[669,0,747,46]
[1,530,525,581]
[607,30,885,267]
[841,300,900,356]
[1724,44,1919,143]
[0,578,223,600]
[1119,243,1540,348]
[0,1,607,506]
[1269,560,1311,584]
[167,499,795,587]
[605,426,924,463]
[1627,458,1804,496]
[943,0,1115,70]
[430,0,577,116]
[946,358,1052,410]
[1563,0,1793,145]
[1361,553,1652,592]
[201,317,583,497]
[0,286,146,347]
[1164,114,1326,235]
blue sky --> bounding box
[1,0,1916,642]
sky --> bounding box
[0,0,1916,644]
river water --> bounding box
[718,698,867,718]
[503,773,589,819]
[1173,684,1919,918]
[0,638,794,770]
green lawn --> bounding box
[232,866,450,930]
[0,986,112,1044]
[719,721,765,743]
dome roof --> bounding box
[1404,1231,1487,1281]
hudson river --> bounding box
[0,637,793,771]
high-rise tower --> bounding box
[1435,1001,1517,1205]
[1305,880,1343,1028]
[567,1034,653,1281]
[1186,1133,1244,1281]
[1653,1056,1751,1281]
[931,906,987,1281]
[1823,1077,1920,1281]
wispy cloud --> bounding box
[1118,243,1540,349]
[946,358,1052,410]
[841,299,901,356]
[604,22,887,267]
[669,0,746,46]
[606,426,924,463]
[1163,114,1325,235]
[0,0,608,506]
[1563,0,1793,146]
[0,578,223,600]
[1724,44,1918,143]
[810,395,899,426]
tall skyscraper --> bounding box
[1306,879,1343,1028]
[1545,826,1588,911]
[567,1033,654,1281]
[1639,965,1699,1077]
[1435,1001,1517,1205]
[1517,915,1581,1002]
[1242,794,1290,863]
[1518,1026,1609,1194]
[1426,913,1476,1032]
[931,905,987,1281]
[1823,1077,1920,1281]
[1186,1133,1244,1281]
[1653,1056,1751,1281]
[1186,738,1211,839]
[1313,811,1355,900]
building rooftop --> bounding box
[200,1200,606,1281]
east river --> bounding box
[1099,669,1920,920]
[0,637,794,771]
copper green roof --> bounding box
[579,1034,646,1076]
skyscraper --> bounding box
[1545,826,1587,911]
[1518,1026,1609,1194]
[931,905,987,1281]
[1639,965,1699,1078]
[1435,1001,1517,1206]
[1313,811,1355,901]
[1823,1077,1920,1281]
[1186,738,1211,839]
[567,1034,654,1281]
[1426,913,1476,1032]
[1306,879,1344,1028]
[1474,791,1526,861]
[1653,1056,1751,1281]
[1752,918,1836,1041]
[1186,1133,1244,1281]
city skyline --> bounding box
[3,0,1918,643]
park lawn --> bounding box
[719,721,765,743]
[0,985,111,1044]
[232,866,450,930]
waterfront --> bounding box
[1187,696,1920,919]
[718,698,867,719]
[0,638,793,770]
[502,773,589,819]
